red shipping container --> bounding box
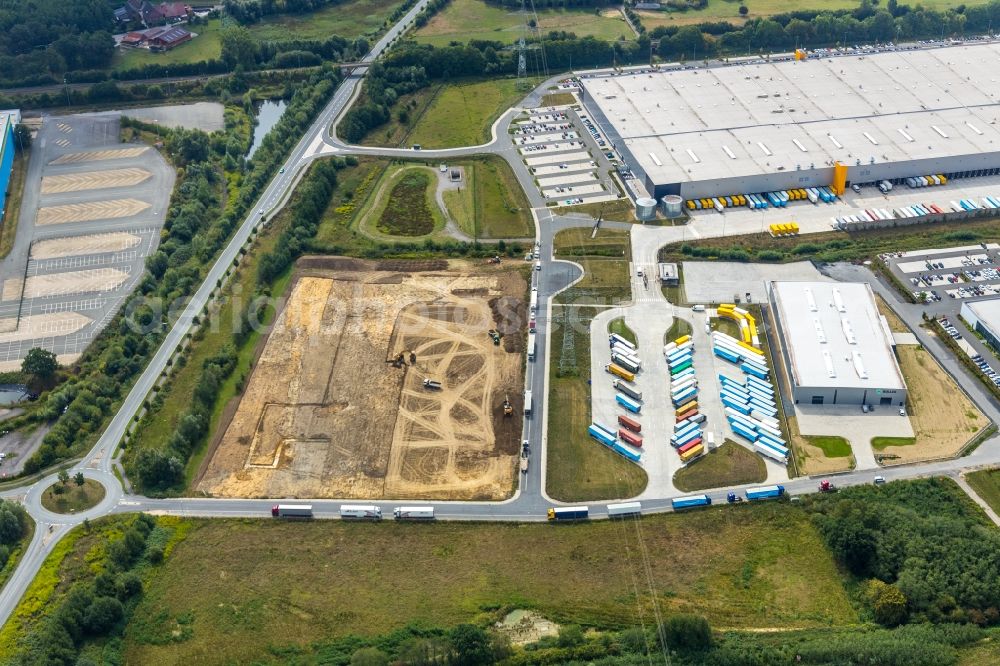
[618,428,644,448]
[617,414,641,433]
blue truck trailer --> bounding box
[616,393,642,414]
[745,485,785,501]
[672,494,712,510]
[588,424,616,446]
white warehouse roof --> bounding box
[579,42,1000,185]
[770,281,905,391]
[962,297,1000,334]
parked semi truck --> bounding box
[529,288,538,313]
[671,494,711,510]
[340,505,382,520]
[614,380,642,401]
[272,504,313,518]
[745,485,785,501]
[611,354,640,374]
[394,506,435,520]
[607,501,641,518]
[527,332,536,361]
[607,364,635,382]
[548,506,589,520]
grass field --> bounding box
[407,78,528,147]
[40,479,105,514]
[541,92,576,106]
[660,217,1000,267]
[246,0,403,41]
[121,505,855,662]
[553,227,631,306]
[871,346,987,462]
[803,435,852,458]
[552,199,635,223]
[360,77,534,149]
[376,168,439,236]
[608,317,636,345]
[673,440,766,492]
[314,157,390,249]
[0,152,27,261]
[665,316,692,343]
[547,305,647,501]
[966,468,1000,515]
[414,0,633,47]
[442,155,534,239]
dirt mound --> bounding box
[376,259,448,272]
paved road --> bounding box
[6,13,1000,634]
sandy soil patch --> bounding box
[40,168,151,194]
[49,147,149,165]
[23,268,128,298]
[0,313,91,344]
[36,199,150,226]
[197,259,526,500]
[1,279,21,302]
[878,346,988,463]
[31,232,142,259]
[0,319,15,333]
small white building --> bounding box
[769,281,906,407]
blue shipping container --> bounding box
[746,485,785,500]
[616,394,642,414]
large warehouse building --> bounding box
[578,43,1000,200]
[0,111,18,220]
[769,281,906,407]
[960,298,1000,353]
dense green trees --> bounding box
[805,478,1000,625]
[13,515,158,666]
[21,347,58,391]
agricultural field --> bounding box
[196,258,527,500]
[871,346,987,463]
[120,504,856,663]
[441,156,534,239]
[673,440,766,492]
[414,0,634,47]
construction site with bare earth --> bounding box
[196,257,527,500]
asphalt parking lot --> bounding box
[512,105,621,207]
[883,244,1000,381]
[0,113,172,368]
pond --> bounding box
[246,99,288,159]
[0,384,29,405]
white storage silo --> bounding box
[660,195,683,217]
[635,197,657,221]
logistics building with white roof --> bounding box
[960,298,1000,353]
[768,281,906,407]
[578,43,1000,199]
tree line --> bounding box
[0,500,30,572]
[648,0,1000,60]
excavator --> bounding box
[503,394,513,417]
